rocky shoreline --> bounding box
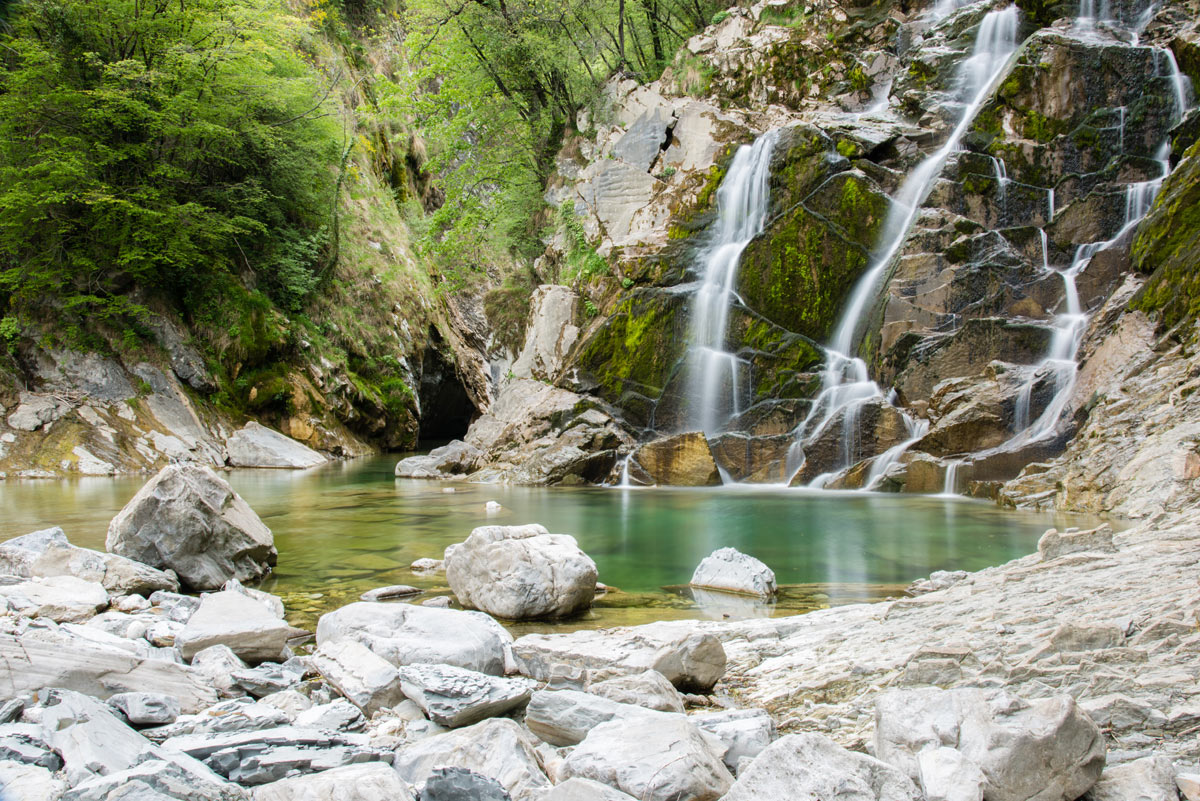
[0,463,1197,800]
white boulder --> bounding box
[315,602,512,675]
[393,718,551,801]
[252,763,413,801]
[445,524,597,619]
[588,670,684,713]
[106,464,277,591]
[0,526,178,595]
[689,547,776,597]
[398,663,531,728]
[0,575,108,622]
[693,708,777,771]
[310,640,405,716]
[525,689,657,747]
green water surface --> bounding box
[0,455,1102,633]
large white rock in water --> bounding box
[513,620,726,692]
[0,526,178,596]
[176,590,291,663]
[559,714,733,801]
[721,732,921,800]
[252,762,414,801]
[689,547,777,597]
[315,601,512,675]
[107,464,276,590]
[445,524,597,619]
[874,688,1106,801]
[393,718,551,801]
[225,421,327,469]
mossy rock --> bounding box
[737,170,888,342]
[1130,139,1200,332]
[572,288,689,424]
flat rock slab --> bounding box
[525,689,660,747]
[226,422,327,469]
[359,585,420,601]
[177,590,291,663]
[310,640,405,716]
[108,692,181,726]
[513,620,726,692]
[399,664,531,728]
[252,761,411,801]
[588,670,684,713]
[0,631,217,713]
[542,778,637,801]
[315,602,512,676]
[0,575,108,622]
[60,758,248,801]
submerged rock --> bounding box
[689,547,777,597]
[445,524,597,620]
[106,464,277,591]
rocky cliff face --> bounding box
[428,0,1200,504]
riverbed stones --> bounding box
[588,670,684,712]
[315,602,511,675]
[399,664,531,728]
[721,732,921,800]
[39,689,161,785]
[628,432,721,486]
[393,718,551,801]
[359,584,420,602]
[689,547,777,597]
[0,527,179,596]
[106,464,277,591]
[60,758,248,801]
[177,590,291,663]
[0,761,67,801]
[225,421,327,469]
[513,620,727,692]
[445,524,597,620]
[251,762,411,801]
[1087,755,1178,801]
[693,708,776,770]
[420,766,513,801]
[558,715,733,801]
[310,640,405,716]
[542,778,637,801]
[874,688,1106,801]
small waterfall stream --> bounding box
[685,130,781,436]
[786,5,1022,486]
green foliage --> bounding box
[710,9,731,25]
[0,0,339,337]
[558,201,609,281]
[0,315,19,352]
[760,4,806,27]
[483,270,537,355]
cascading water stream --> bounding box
[685,130,780,436]
[785,5,1021,485]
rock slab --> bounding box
[399,663,532,728]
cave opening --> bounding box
[417,329,477,443]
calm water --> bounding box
[0,456,1102,633]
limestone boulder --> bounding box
[629,432,721,486]
[588,670,684,713]
[1037,524,1116,560]
[176,590,291,663]
[395,441,485,479]
[445,524,597,620]
[689,547,777,597]
[0,527,179,596]
[542,777,637,801]
[315,602,511,675]
[106,465,277,591]
[225,421,327,469]
[252,762,412,801]
[1086,756,1178,801]
[874,688,1106,801]
[721,732,920,800]
[108,692,181,727]
[310,640,405,716]
[393,718,551,801]
[419,767,513,801]
[511,285,579,382]
[399,664,532,728]
[0,761,67,801]
[558,715,733,801]
[513,621,726,692]
[60,758,249,801]
[693,708,776,771]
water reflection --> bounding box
[0,456,1103,632]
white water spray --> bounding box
[686,131,780,435]
[786,6,1021,484]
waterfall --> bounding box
[616,453,634,488]
[940,460,963,496]
[786,6,1021,485]
[993,156,1009,212]
[685,130,780,435]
